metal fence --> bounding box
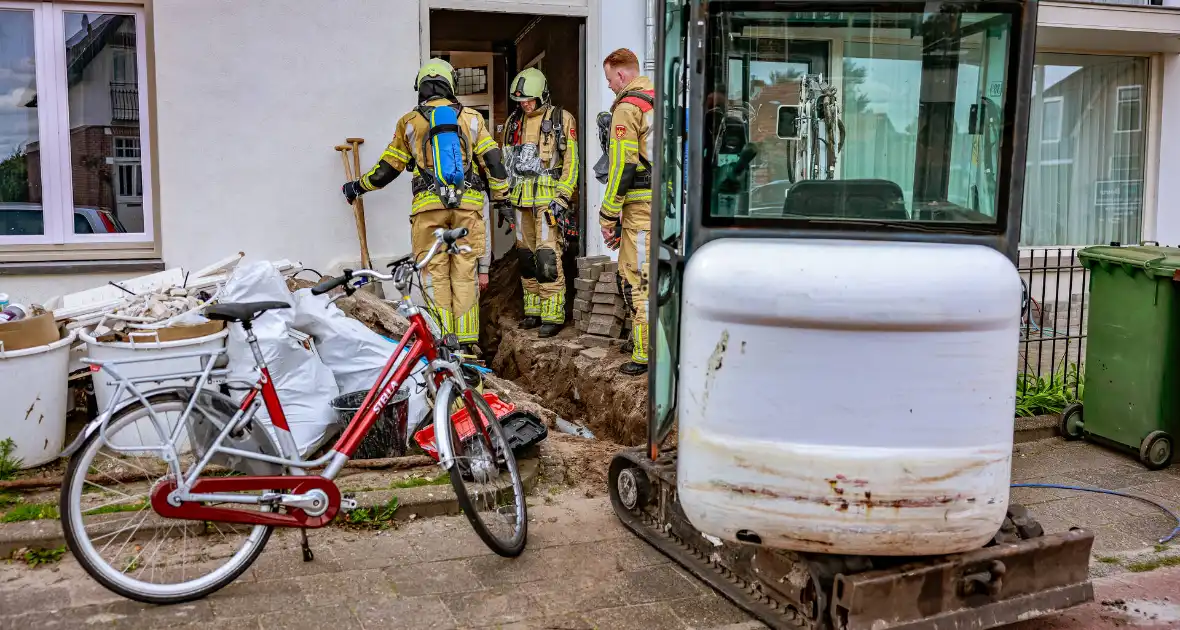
[1018,247,1089,398]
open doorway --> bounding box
[427,9,587,260]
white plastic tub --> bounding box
[0,331,78,469]
[676,239,1021,557]
[79,327,228,451]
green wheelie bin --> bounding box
[1067,244,1180,470]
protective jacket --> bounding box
[502,105,579,208]
[599,75,655,228]
[360,98,509,215]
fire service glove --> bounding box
[550,199,577,240]
[341,180,363,204]
[496,201,516,232]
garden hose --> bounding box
[1011,482,1180,544]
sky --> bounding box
[0,10,37,159]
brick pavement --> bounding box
[3,438,1180,629]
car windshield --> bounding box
[705,3,1019,229]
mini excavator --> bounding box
[608,2,1095,629]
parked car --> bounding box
[0,202,127,235]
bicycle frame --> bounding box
[71,302,472,530]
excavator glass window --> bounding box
[704,3,1018,230]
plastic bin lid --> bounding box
[1078,245,1180,278]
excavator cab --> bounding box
[610,1,1096,629]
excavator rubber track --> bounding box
[608,446,1096,630]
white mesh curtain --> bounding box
[1021,53,1149,246]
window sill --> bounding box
[0,258,165,276]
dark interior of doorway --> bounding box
[430,9,586,331]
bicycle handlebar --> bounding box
[311,270,353,296]
[311,228,471,297]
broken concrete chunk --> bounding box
[594,282,619,295]
[168,288,189,297]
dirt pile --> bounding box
[491,323,649,445]
[479,255,524,357]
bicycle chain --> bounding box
[633,507,813,630]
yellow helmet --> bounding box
[415,58,457,91]
[510,67,549,103]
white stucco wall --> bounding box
[153,0,420,276]
[586,0,648,259]
[1155,53,1180,245]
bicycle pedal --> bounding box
[340,494,358,511]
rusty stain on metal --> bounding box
[710,480,970,512]
[24,396,39,420]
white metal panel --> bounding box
[676,238,1021,556]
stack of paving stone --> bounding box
[572,256,630,345]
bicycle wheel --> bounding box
[61,393,273,604]
[441,383,527,557]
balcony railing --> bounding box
[110,82,139,123]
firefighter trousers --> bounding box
[617,201,650,365]
[516,205,566,324]
[410,207,486,344]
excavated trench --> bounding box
[479,255,650,447]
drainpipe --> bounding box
[644,0,657,73]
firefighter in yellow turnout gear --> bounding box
[497,68,579,338]
[600,49,654,376]
[342,59,509,354]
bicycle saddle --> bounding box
[204,301,291,324]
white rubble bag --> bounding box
[220,261,341,456]
[291,288,432,435]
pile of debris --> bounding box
[48,253,306,342]
[572,256,630,343]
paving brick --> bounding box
[439,585,539,627]
[572,309,583,321]
[576,318,590,333]
[587,322,622,337]
[594,281,619,295]
[598,271,617,284]
[576,256,610,269]
[264,604,362,630]
[574,279,596,292]
[583,602,688,630]
[385,558,486,597]
[352,595,457,630]
[580,348,608,360]
[603,261,618,273]
[668,593,753,628]
[296,568,397,602]
[210,577,305,617]
[576,268,598,281]
[591,302,626,318]
[591,292,623,305]
[579,335,613,348]
[572,298,591,313]
[575,290,593,302]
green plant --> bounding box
[0,492,19,509]
[0,438,22,481]
[1015,363,1083,418]
[83,501,147,517]
[1,502,59,524]
[389,475,449,490]
[18,546,66,568]
[339,497,400,530]
[1126,555,1180,573]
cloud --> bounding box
[0,86,34,111]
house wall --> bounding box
[150,0,421,281]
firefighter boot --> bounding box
[538,322,564,338]
[619,361,647,376]
[520,316,542,329]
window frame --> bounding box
[0,1,153,248]
[1115,84,1143,133]
[1040,95,1063,144]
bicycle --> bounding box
[58,227,527,605]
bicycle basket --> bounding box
[183,387,284,476]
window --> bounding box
[455,67,488,96]
[1021,54,1148,246]
[705,9,1015,228]
[1041,97,1063,143]
[1116,85,1143,133]
[0,3,151,247]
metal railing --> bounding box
[1018,247,1089,398]
[110,82,139,122]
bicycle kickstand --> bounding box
[300,528,314,562]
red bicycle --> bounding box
[59,227,527,604]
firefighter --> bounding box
[599,48,654,377]
[342,58,509,356]
[498,67,579,338]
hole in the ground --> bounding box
[480,255,648,446]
